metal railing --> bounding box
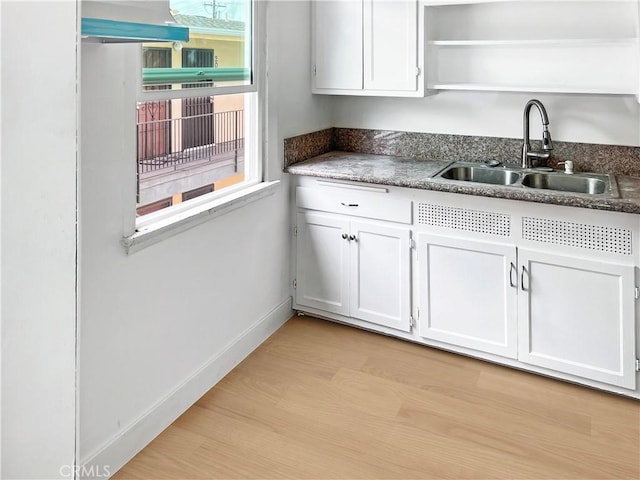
[136,106,244,175]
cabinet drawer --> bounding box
[296,186,412,224]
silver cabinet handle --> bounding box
[340,202,359,207]
[521,266,528,291]
[509,262,517,288]
[341,233,348,240]
[349,235,357,242]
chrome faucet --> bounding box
[522,99,553,169]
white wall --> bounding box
[0,1,78,478]
[78,0,331,473]
[332,91,640,147]
[1,2,3,471]
[266,1,333,162]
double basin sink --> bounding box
[434,162,618,197]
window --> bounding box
[135,0,260,222]
[182,48,214,68]
[143,47,172,68]
[182,48,214,88]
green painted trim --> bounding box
[142,67,251,85]
[81,18,189,43]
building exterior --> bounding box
[137,9,248,214]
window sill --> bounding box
[123,180,280,254]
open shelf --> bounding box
[428,38,639,47]
[423,0,640,96]
[427,84,637,95]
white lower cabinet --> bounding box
[296,211,412,332]
[293,177,639,396]
[416,234,518,359]
[296,211,350,316]
[518,249,637,389]
[416,235,637,389]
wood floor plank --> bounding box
[113,427,211,480]
[332,366,611,479]
[195,391,429,479]
[114,316,640,480]
[359,346,483,391]
[366,353,594,436]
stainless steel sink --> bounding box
[522,172,609,195]
[433,161,618,197]
[439,164,521,186]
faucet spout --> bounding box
[522,99,553,169]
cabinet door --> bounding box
[312,0,363,91]
[296,211,350,316]
[363,0,418,92]
[350,221,412,332]
[518,249,636,389]
[417,234,518,359]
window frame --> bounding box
[125,0,271,253]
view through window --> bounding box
[136,0,255,217]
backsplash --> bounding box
[283,128,333,168]
[284,128,640,177]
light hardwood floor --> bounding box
[113,316,640,479]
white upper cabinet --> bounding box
[312,0,422,96]
[423,0,640,95]
[312,0,363,91]
[363,0,419,92]
[312,0,639,97]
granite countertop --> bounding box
[285,151,640,214]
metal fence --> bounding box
[136,103,244,175]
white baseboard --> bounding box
[80,298,293,479]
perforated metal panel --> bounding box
[417,203,511,237]
[522,217,632,255]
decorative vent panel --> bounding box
[417,203,510,237]
[522,217,632,255]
